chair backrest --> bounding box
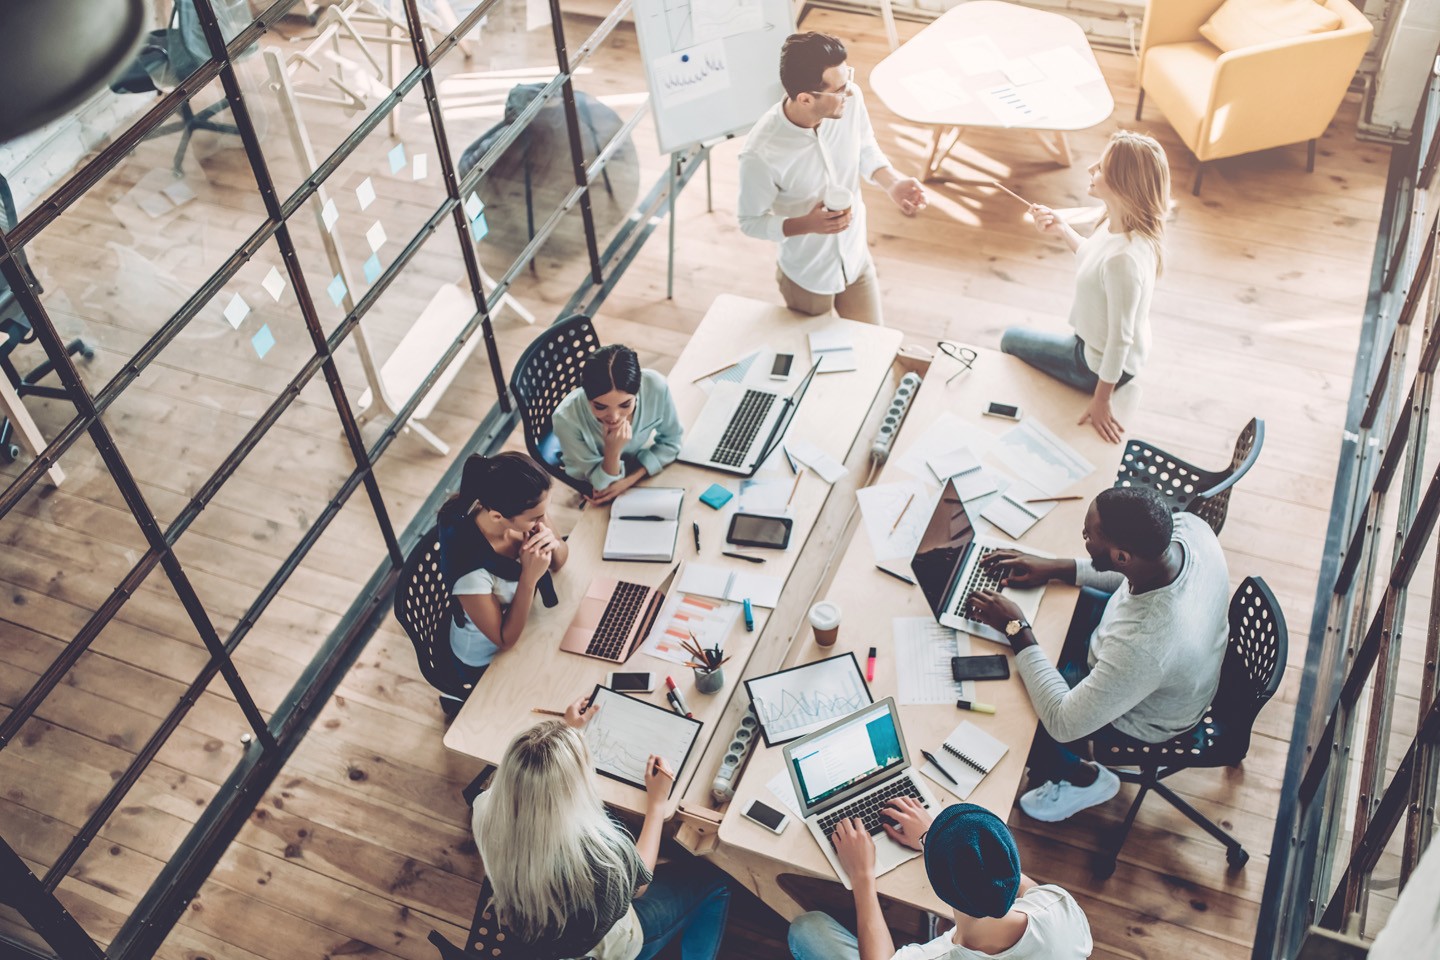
[509,315,600,492]
[393,524,473,701]
[429,878,593,960]
[1187,418,1264,536]
[1219,576,1288,730]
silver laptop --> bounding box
[783,698,938,889]
[910,479,1048,644]
[678,361,819,476]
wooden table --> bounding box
[443,295,902,817]
[712,343,1138,918]
[868,0,1113,181]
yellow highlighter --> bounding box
[956,699,997,715]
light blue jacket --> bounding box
[552,369,684,490]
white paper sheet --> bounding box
[947,37,1005,76]
[856,480,936,562]
[655,40,731,109]
[898,68,972,112]
[893,618,970,705]
[980,84,1040,127]
[261,266,286,301]
[691,0,763,44]
[321,197,339,232]
[786,438,847,484]
[749,655,872,742]
[1030,45,1103,86]
[356,177,376,210]
[222,293,250,330]
[739,476,795,517]
[993,419,1095,496]
[585,687,700,791]
[366,220,388,253]
[893,412,1000,484]
[675,563,782,608]
[640,592,741,664]
[766,768,804,817]
[1002,56,1043,87]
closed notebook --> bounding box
[919,720,1008,800]
[808,329,858,373]
[604,487,685,562]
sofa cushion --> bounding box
[1142,41,1221,149]
[1199,0,1343,52]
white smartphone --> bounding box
[770,353,795,380]
[742,799,790,834]
[607,671,655,694]
[983,401,1022,421]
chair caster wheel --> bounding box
[2,442,19,464]
[79,341,96,361]
[1227,847,1249,869]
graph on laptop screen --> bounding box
[791,703,904,808]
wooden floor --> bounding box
[0,4,1397,958]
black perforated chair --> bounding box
[509,315,601,494]
[393,524,477,720]
[1091,576,1287,877]
[430,877,593,960]
[1113,418,1264,536]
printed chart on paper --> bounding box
[749,656,872,742]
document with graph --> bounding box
[744,652,873,746]
[584,685,702,796]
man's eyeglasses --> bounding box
[938,342,977,385]
[809,65,855,98]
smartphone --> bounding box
[727,513,793,549]
[770,353,795,380]
[742,799,790,834]
[607,671,655,693]
[951,655,1012,682]
[983,401,1022,421]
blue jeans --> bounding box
[787,911,860,960]
[999,328,1133,394]
[632,858,732,960]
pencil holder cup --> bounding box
[694,667,724,694]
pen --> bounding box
[665,675,694,718]
[619,515,667,521]
[693,521,701,551]
[921,749,959,785]
[1024,495,1083,504]
[956,699,997,715]
[783,446,798,474]
[743,598,754,632]
[583,687,600,712]
[723,551,766,564]
[531,707,565,717]
[875,564,917,586]
[867,646,877,682]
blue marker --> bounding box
[743,598,754,632]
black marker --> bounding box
[875,564,917,586]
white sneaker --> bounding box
[1019,764,1120,822]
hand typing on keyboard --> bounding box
[878,797,934,851]
[829,817,876,879]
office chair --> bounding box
[509,315,601,495]
[392,524,477,720]
[1091,576,1287,878]
[1113,418,1264,536]
[430,876,580,960]
[0,175,91,465]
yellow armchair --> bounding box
[1136,0,1373,193]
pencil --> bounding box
[786,465,804,506]
[1024,495,1083,504]
[890,492,916,533]
[531,707,565,717]
[990,179,1032,207]
[691,357,743,382]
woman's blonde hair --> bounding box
[1099,130,1170,275]
[473,721,639,940]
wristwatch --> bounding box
[1004,618,1031,638]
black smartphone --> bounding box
[951,654,1011,682]
[983,401,1022,421]
[726,513,793,549]
[607,671,655,693]
[770,353,795,380]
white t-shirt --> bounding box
[889,886,1092,960]
[450,567,519,667]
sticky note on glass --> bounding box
[321,197,339,232]
[356,177,376,210]
[469,212,488,242]
[261,266,286,301]
[162,180,195,207]
[413,153,428,180]
[327,274,347,307]
[222,292,250,329]
[463,192,483,221]
[388,144,406,173]
[363,253,382,284]
[366,221,387,252]
[251,324,275,359]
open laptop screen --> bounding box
[789,700,905,810]
[910,479,976,620]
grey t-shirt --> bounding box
[1015,514,1230,743]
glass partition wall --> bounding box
[0,1,651,955]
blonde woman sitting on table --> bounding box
[999,130,1170,443]
[553,344,684,505]
[437,452,568,685]
[471,708,733,959]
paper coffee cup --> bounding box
[823,186,852,213]
[809,601,841,647]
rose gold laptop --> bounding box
[559,566,677,662]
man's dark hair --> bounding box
[1094,486,1173,559]
[779,32,847,100]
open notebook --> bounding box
[604,487,684,562]
[919,720,1008,800]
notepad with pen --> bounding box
[919,721,1008,800]
[603,487,684,561]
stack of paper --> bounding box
[603,487,684,561]
[677,562,783,608]
[808,328,858,373]
[926,447,997,501]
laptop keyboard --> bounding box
[585,581,650,659]
[818,778,930,844]
[951,546,1004,618]
[711,390,776,466]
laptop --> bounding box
[560,565,677,662]
[910,479,1048,643]
[677,360,820,476]
[783,698,938,889]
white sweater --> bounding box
[1066,229,1157,384]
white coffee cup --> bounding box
[822,186,853,213]
[808,601,842,647]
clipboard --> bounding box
[744,652,874,747]
[583,685,703,796]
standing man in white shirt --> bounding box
[738,32,927,325]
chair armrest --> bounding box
[1140,0,1228,56]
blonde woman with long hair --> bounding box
[471,703,732,960]
[1000,130,1170,443]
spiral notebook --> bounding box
[919,720,1008,800]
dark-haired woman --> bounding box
[552,344,684,506]
[437,452,569,683]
